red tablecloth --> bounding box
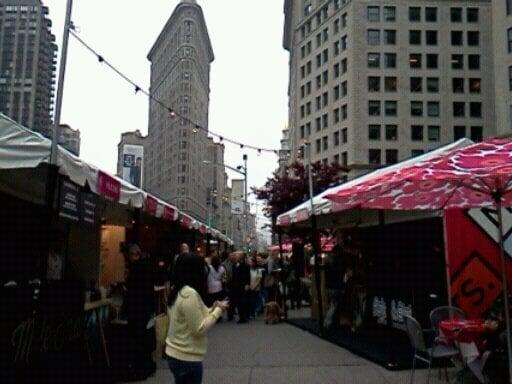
[439,319,487,344]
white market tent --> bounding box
[0,113,233,245]
[276,138,473,229]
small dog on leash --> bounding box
[264,301,283,324]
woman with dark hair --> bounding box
[206,255,226,307]
[166,253,228,384]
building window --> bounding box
[470,102,482,118]
[334,154,340,164]
[452,78,464,93]
[384,30,396,45]
[384,53,396,68]
[334,108,340,122]
[410,54,422,68]
[425,7,437,22]
[411,125,424,141]
[427,102,440,117]
[341,13,347,28]
[334,85,340,100]
[300,126,305,139]
[508,28,512,52]
[385,125,398,141]
[369,149,381,165]
[508,0,512,16]
[453,102,465,117]
[315,139,321,153]
[322,136,328,151]
[341,58,348,73]
[367,6,380,22]
[342,152,348,166]
[469,78,481,94]
[451,7,462,22]
[411,101,423,117]
[368,30,380,45]
[369,100,381,116]
[334,131,340,146]
[342,128,347,143]
[368,53,380,68]
[304,0,312,16]
[385,101,397,116]
[385,77,397,92]
[451,31,463,46]
[468,55,480,70]
[409,30,421,45]
[341,81,347,96]
[426,54,438,69]
[470,126,483,142]
[427,77,439,93]
[383,6,396,22]
[369,125,381,140]
[454,126,466,140]
[323,114,329,128]
[410,77,422,92]
[409,7,421,22]
[368,76,380,92]
[334,63,340,77]
[427,125,441,141]
[412,149,425,157]
[426,31,437,46]
[386,149,398,164]
[467,8,479,23]
[509,66,512,91]
[467,31,479,46]
[452,54,464,69]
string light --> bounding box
[69,30,279,155]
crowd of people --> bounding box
[121,242,304,383]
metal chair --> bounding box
[405,315,460,384]
[430,306,466,335]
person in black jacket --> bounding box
[124,244,156,380]
[231,253,251,324]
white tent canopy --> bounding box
[0,114,232,244]
[277,138,473,227]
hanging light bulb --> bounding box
[168,108,176,118]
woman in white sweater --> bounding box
[166,253,228,384]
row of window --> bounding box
[368,100,482,118]
[368,76,481,94]
[368,53,480,70]
[367,29,480,47]
[367,6,479,24]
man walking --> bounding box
[231,253,251,324]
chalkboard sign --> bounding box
[58,179,97,226]
[58,180,80,223]
[81,192,97,226]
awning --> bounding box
[276,139,473,227]
[0,113,230,242]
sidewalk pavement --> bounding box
[139,317,450,384]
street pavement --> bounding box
[137,314,457,384]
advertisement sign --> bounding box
[445,209,512,318]
[81,192,97,226]
[231,200,244,214]
[121,144,144,188]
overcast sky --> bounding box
[44,0,288,225]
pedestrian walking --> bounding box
[206,255,226,308]
[231,253,251,324]
[124,244,156,380]
[222,251,237,321]
[248,256,263,317]
[166,253,228,384]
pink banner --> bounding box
[180,215,193,229]
[162,205,176,221]
[144,196,158,215]
[97,171,121,201]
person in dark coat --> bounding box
[124,244,156,380]
[231,253,251,324]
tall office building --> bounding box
[146,0,214,221]
[492,1,512,133]
[205,138,227,227]
[283,0,494,172]
[0,0,56,137]
[58,124,80,156]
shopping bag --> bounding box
[154,313,169,354]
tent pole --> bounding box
[442,211,453,310]
[278,228,288,320]
[496,199,512,384]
